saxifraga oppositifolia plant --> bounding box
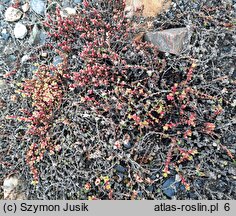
[5,0,234,192]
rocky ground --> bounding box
[0,0,236,200]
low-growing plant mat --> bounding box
[0,0,235,200]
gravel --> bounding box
[14,23,28,39]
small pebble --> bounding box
[0,5,5,12]
[0,79,7,92]
[146,185,154,192]
[3,175,26,200]
[21,55,30,64]
[117,172,124,181]
[29,24,40,44]
[114,164,126,173]
[39,30,47,45]
[22,3,30,13]
[147,70,153,76]
[123,140,131,149]
[228,167,236,176]
[41,52,48,58]
[53,55,63,66]
[231,99,236,107]
[4,7,23,22]
[212,142,217,147]
[14,23,27,39]
[175,174,181,182]
[1,29,10,41]
[8,55,16,62]
[74,0,82,3]
[162,178,175,198]
[208,171,217,180]
[61,7,77,17]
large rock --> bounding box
[144,27,190,55]
[125,0,171,17]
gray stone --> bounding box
[207,171,217,180]
[21,55,30,64]
[14,23,27,39]
[1,29,10,41]
[114,165,126,173]
[30,0,46,16]
[228,167,236,176]
[0,79,7,93]
[53,55,63,66]
[39,30,47,45]
[144,27,191,55]
[146,185,154,192]
[29,24,47,45]
[1,0,11,3]
[123,139,132,149]
[74,0,82,4]
[2,42,17,55]
[162,178,175,198]
[61,7,77,17]
[8,55,16,62]
[231,99,236,107]
[29,24,40,44]
[124,6,134,18]
[22,2,30,13]
[4,7,23,22]
[162,177,186,198]
[0,5,5,12]
[3,175,26,200]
